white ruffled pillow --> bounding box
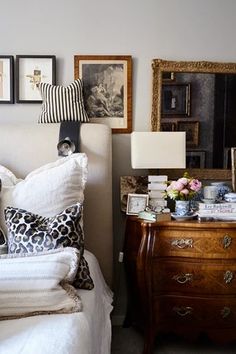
[0,153,88,236]
[0,247,82,320]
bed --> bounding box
[0,122,113,354]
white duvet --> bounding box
[0,251,113,354]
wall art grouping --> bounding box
[0,54,133,134]
[0,55,56,104]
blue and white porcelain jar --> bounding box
[210,182,231,201]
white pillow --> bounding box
[0,165,19,186]
[0,247,82,320]
[0,153,88,235]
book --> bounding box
[197,213,236,221]
[148,183,167,191]
[148,175,168,183]
[198,203,236,214]
[138,210,171,222]
[148,190,166,199]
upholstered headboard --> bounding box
[0,122,113,286]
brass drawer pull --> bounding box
[173,306,193,317]
[171,239,193,249]
[172,273,193,284]
[221,306,231,318]
[224,270,234,284]
[222,235,232,249]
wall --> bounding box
[1,0,236,322]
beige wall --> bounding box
[1,0,236,321]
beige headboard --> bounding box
[0,122,113,286]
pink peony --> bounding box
[189,179,202,192]
[165,172,202,201]
[173,181,185,191]
[180,188,189,195]
[178,177,188,185]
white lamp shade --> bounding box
[131,132,186,169]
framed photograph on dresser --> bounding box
[16,55,56,103]
[0,56,14,104]
[74,55,132,133]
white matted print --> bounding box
[16,55,56,103]
[0,56,14,103]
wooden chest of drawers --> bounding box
[124,216,236,354]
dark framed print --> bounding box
[161,122,176,131]
[162,72,175,81]
[161,83,190,117]
[0,56,14,103]
[177,120,199,148]
[186,151,205,168]
[74,55,132,133]
[16,55,56,103]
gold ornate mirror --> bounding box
[151,59,236,181]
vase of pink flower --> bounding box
[165,172,202,216]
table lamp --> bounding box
[130,131,186,219]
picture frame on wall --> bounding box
[161,122,176,131]
[16,55,56,103]
[177,120,199,148]
[74,55,132,133]
[161,83,190,117]
[162,72,175,82]
[0,56,14,104]
[186,151,205,168]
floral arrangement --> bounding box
[165,172,202,201]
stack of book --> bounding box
[197,202,236,221]
[148,175,167,211]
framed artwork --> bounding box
[16,55,56,103]
[0,56,14,103]
[162,72,175,81]
[161,122,176,131]
[177,120,199,148]
[186,151,205,168]
[126,193,149,215]
[74,55,132,133]
[161,83,190,117]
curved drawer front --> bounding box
[153,228,236,258]
[153,260,236,295]
[155,295,236,328]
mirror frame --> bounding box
[151,58,236,181]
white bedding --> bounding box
[0,250,113,354]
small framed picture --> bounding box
[186,151,205,168]
[162,72,175,81]
[16,55,56,103]
[0,56,14,103]
[177,120,200,148]
[161,83,190,117]
[161,122,176,131]
[126,193,149,215]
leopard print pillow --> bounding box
[5,203,94,290]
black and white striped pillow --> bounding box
[38,79,89,123]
